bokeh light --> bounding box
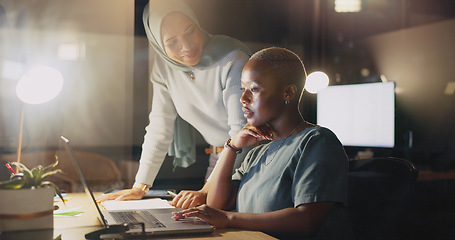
[16,66,64,104]
[305,71,329,94]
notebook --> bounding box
[59,136,213,237]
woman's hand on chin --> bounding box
[170,190,207,209]
[231,123,273,148]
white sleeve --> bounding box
[222,50,249,138]
[206,51,250,182]
[135,59,177,186]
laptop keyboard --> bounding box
[110,211,166,229]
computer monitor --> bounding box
[317,82,395,148]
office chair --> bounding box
[347,157,418,240]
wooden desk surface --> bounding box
[54,193,277,240]
[417,169,455,181]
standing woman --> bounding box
[98,0,250,203]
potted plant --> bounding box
[0,159,64,232]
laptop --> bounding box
[59,136,213,237]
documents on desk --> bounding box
[100,198,173,210]
[52,193,277,240]
[54,207,84,217]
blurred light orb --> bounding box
[360,68,370,77]
[16,66,64,104]
[305,71,329,94]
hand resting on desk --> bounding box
[170,181,211,209]
[96,188,145,202]
[170,189,207,209]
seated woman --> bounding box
[173,47,354,239]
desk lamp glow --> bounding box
[15,66,64,167]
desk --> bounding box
[53,193,277,240]
[417,169,455,181]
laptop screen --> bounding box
[59,136,108,226]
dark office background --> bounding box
[134,0,455,168]
[133,1,455,239]
[1,0,454,239]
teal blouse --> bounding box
[232,126,353,239]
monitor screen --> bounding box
[317,82,395,148]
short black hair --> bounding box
[250,47,306,90]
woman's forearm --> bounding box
[226,203,332,237]
[206,148,238,210]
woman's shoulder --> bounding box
[300,125,335,136]
[213,49,250,67]
[296,125,342,145]
[312,125,336,135]
[151,53,170,70]
[227,49,250,59]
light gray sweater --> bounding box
[135,50,249,185]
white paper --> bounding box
[100,198,173,210]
